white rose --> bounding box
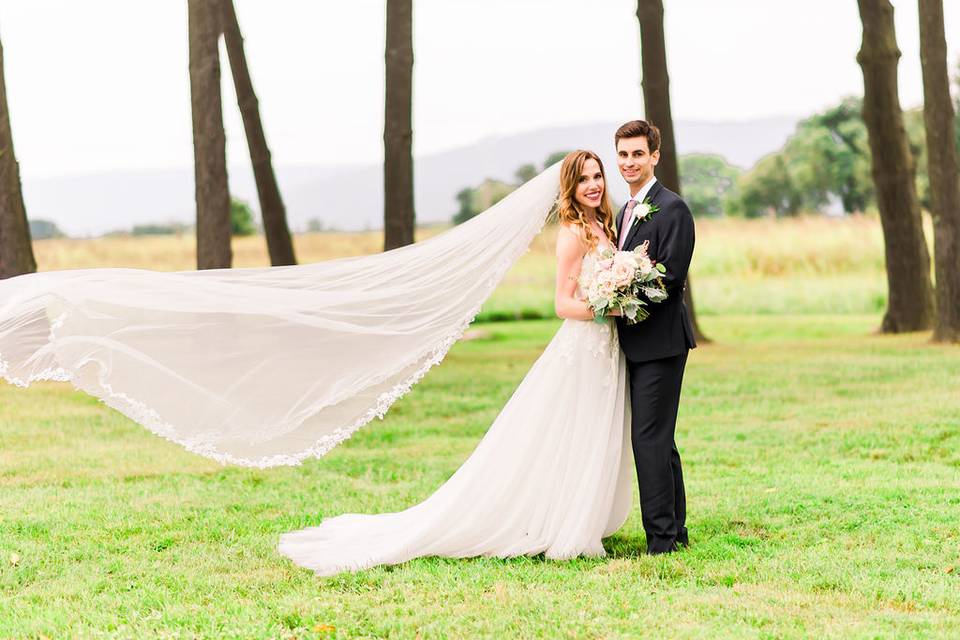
[612,251,638,269]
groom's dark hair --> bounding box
[615,120,661,152]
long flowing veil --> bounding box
[0,163,561,467]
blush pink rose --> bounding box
[611,262,634,288]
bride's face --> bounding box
[575,158,604,211]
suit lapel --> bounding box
[623,181,664,250]
[646,180,664,204]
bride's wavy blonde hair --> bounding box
[555,150,616,251]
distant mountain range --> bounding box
[23,117,798,237]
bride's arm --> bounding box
[554,225,596,321]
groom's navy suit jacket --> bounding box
[615,181,697,362]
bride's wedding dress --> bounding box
[278,248,635,575]
[0,163,636,575]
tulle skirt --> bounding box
[278,318,634,576]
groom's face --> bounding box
[616,136,659,187]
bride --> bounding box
[0,150,635,576]
[278,150,636,574]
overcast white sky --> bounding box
[0,0,956,179]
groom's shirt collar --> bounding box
[629,176,657,205]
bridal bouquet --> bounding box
[579,241,668,324]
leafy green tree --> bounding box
[678,154,741,217]
[726,96,933,217]
[714,88,959,221]
[515,163,537,184]
[477,179,515,209]
[231,198,257,236]
[132,222,192,236]
[543,150,572,169]
[785,97,874,213]
[454,159,556,224]
[727,153,802,218]
[27,219,66,240]
[452,187,477,225]
[452,180,513,224]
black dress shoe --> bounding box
[646,541,678,555]
[646,547,675,556]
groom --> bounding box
[613,119,696,555]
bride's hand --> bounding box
[606,307,622,317]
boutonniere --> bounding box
[633,198,659,224]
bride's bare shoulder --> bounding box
[557,222,586,242]
[556,223,587,258]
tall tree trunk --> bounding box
[919,0,960,342]
[188,0,232,270]
[637,0,709,343]
[0,35,36,279]
[383,0,415,251]
[221,0,297,266]
[856,0,934,332]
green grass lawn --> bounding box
[1,315,959,638]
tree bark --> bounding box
[0,35,36,279]
[637,0,709,343]
[188,0,232,270]
[221,0,296,266]
[383,0,415,251]
[856,0,934,332]
[918,0,960,342]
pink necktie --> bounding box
[618,199,638,250]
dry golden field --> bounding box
[29,214,928,319]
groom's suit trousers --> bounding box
[627,350,688,553]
